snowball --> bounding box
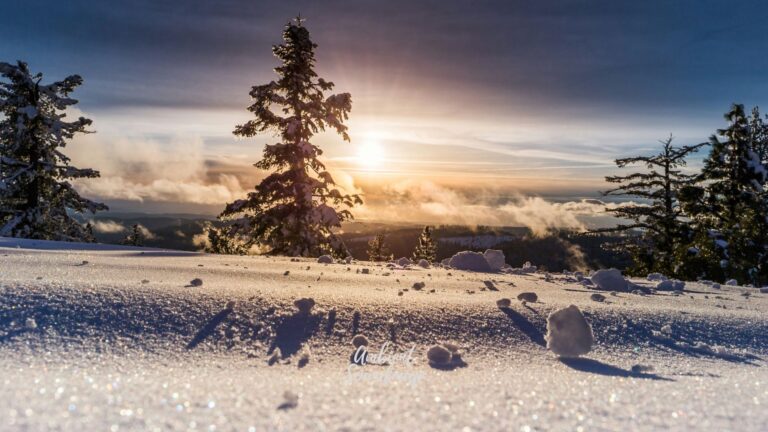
[294,297,316,315]
[426,345,452,365]
[189,278,203,287]
[448,251,492,272]
[590,293,606,302]
[725,279,738,286]
[517,292,538,302]
[317,255,333,264]
[590,268,628,291]
[351,334,369,348]
[545,305,594,357]
[417,259,430,268]
[496,298,512,308]
[396,257,411,267]
[483,249,506,271]
[441,341,460,353]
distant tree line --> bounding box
[598,104,768,285]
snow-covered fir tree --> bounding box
[122,224,144,247]
[367,233,392,262]
[412,225,438,263]
[0,61,107,241]
[219,18,362,258]
[680,104,768,284]
[597,136,705,277]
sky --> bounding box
[2,0,768,229]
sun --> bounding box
[356,139,385,169]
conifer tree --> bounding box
[681,104,768,284]
[367,233,392,262]
[412,225,438,263]
[597,136,705,277]
[122,224,144,247]
[220,17,362,258]
[202,222,248,255]
[0,61,106,241]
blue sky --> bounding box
[2,1,767,225]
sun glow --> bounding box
[356,139,386,169]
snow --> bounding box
[417,259,430,268]
[317,255,333,264]
[545,305,594,357]
[657,279,685,291]
[396,257,411,267]
[447,251,492,272]
[0,237,767,431]
[726,279,739,286]
[590,268,629,291]
[483,249,506,271]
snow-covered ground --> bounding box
[1,237,767,431]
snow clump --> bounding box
[725,279,738,286]
[317,255,333,264]
[417,259,430,268]
[590,268,628,292]
[396,257,411,267]
[447,251,492,272]
[545,305,594,357]
[483,249,506,271]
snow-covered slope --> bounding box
[1,237,766,431]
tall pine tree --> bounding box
[412,225,438,263]
[220,18,362,257]
[367,233,392,262]
[0,61,106,241]
[681,104,768,284]
[597,136,704,277]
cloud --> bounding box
[90,220,127,233]
[135,224,157,240]
[67,132,251,205]
[354,179,636,235]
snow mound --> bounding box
[656,279,685,291]
[317,255,333,264]
[590,268,628,292]
[725,279,738,286]
[417,259,430,268]
[647,273,668,281]
[447,251,493,272]
[546,305,594,357]
[396,257,411,267]
[483,249,506,271]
